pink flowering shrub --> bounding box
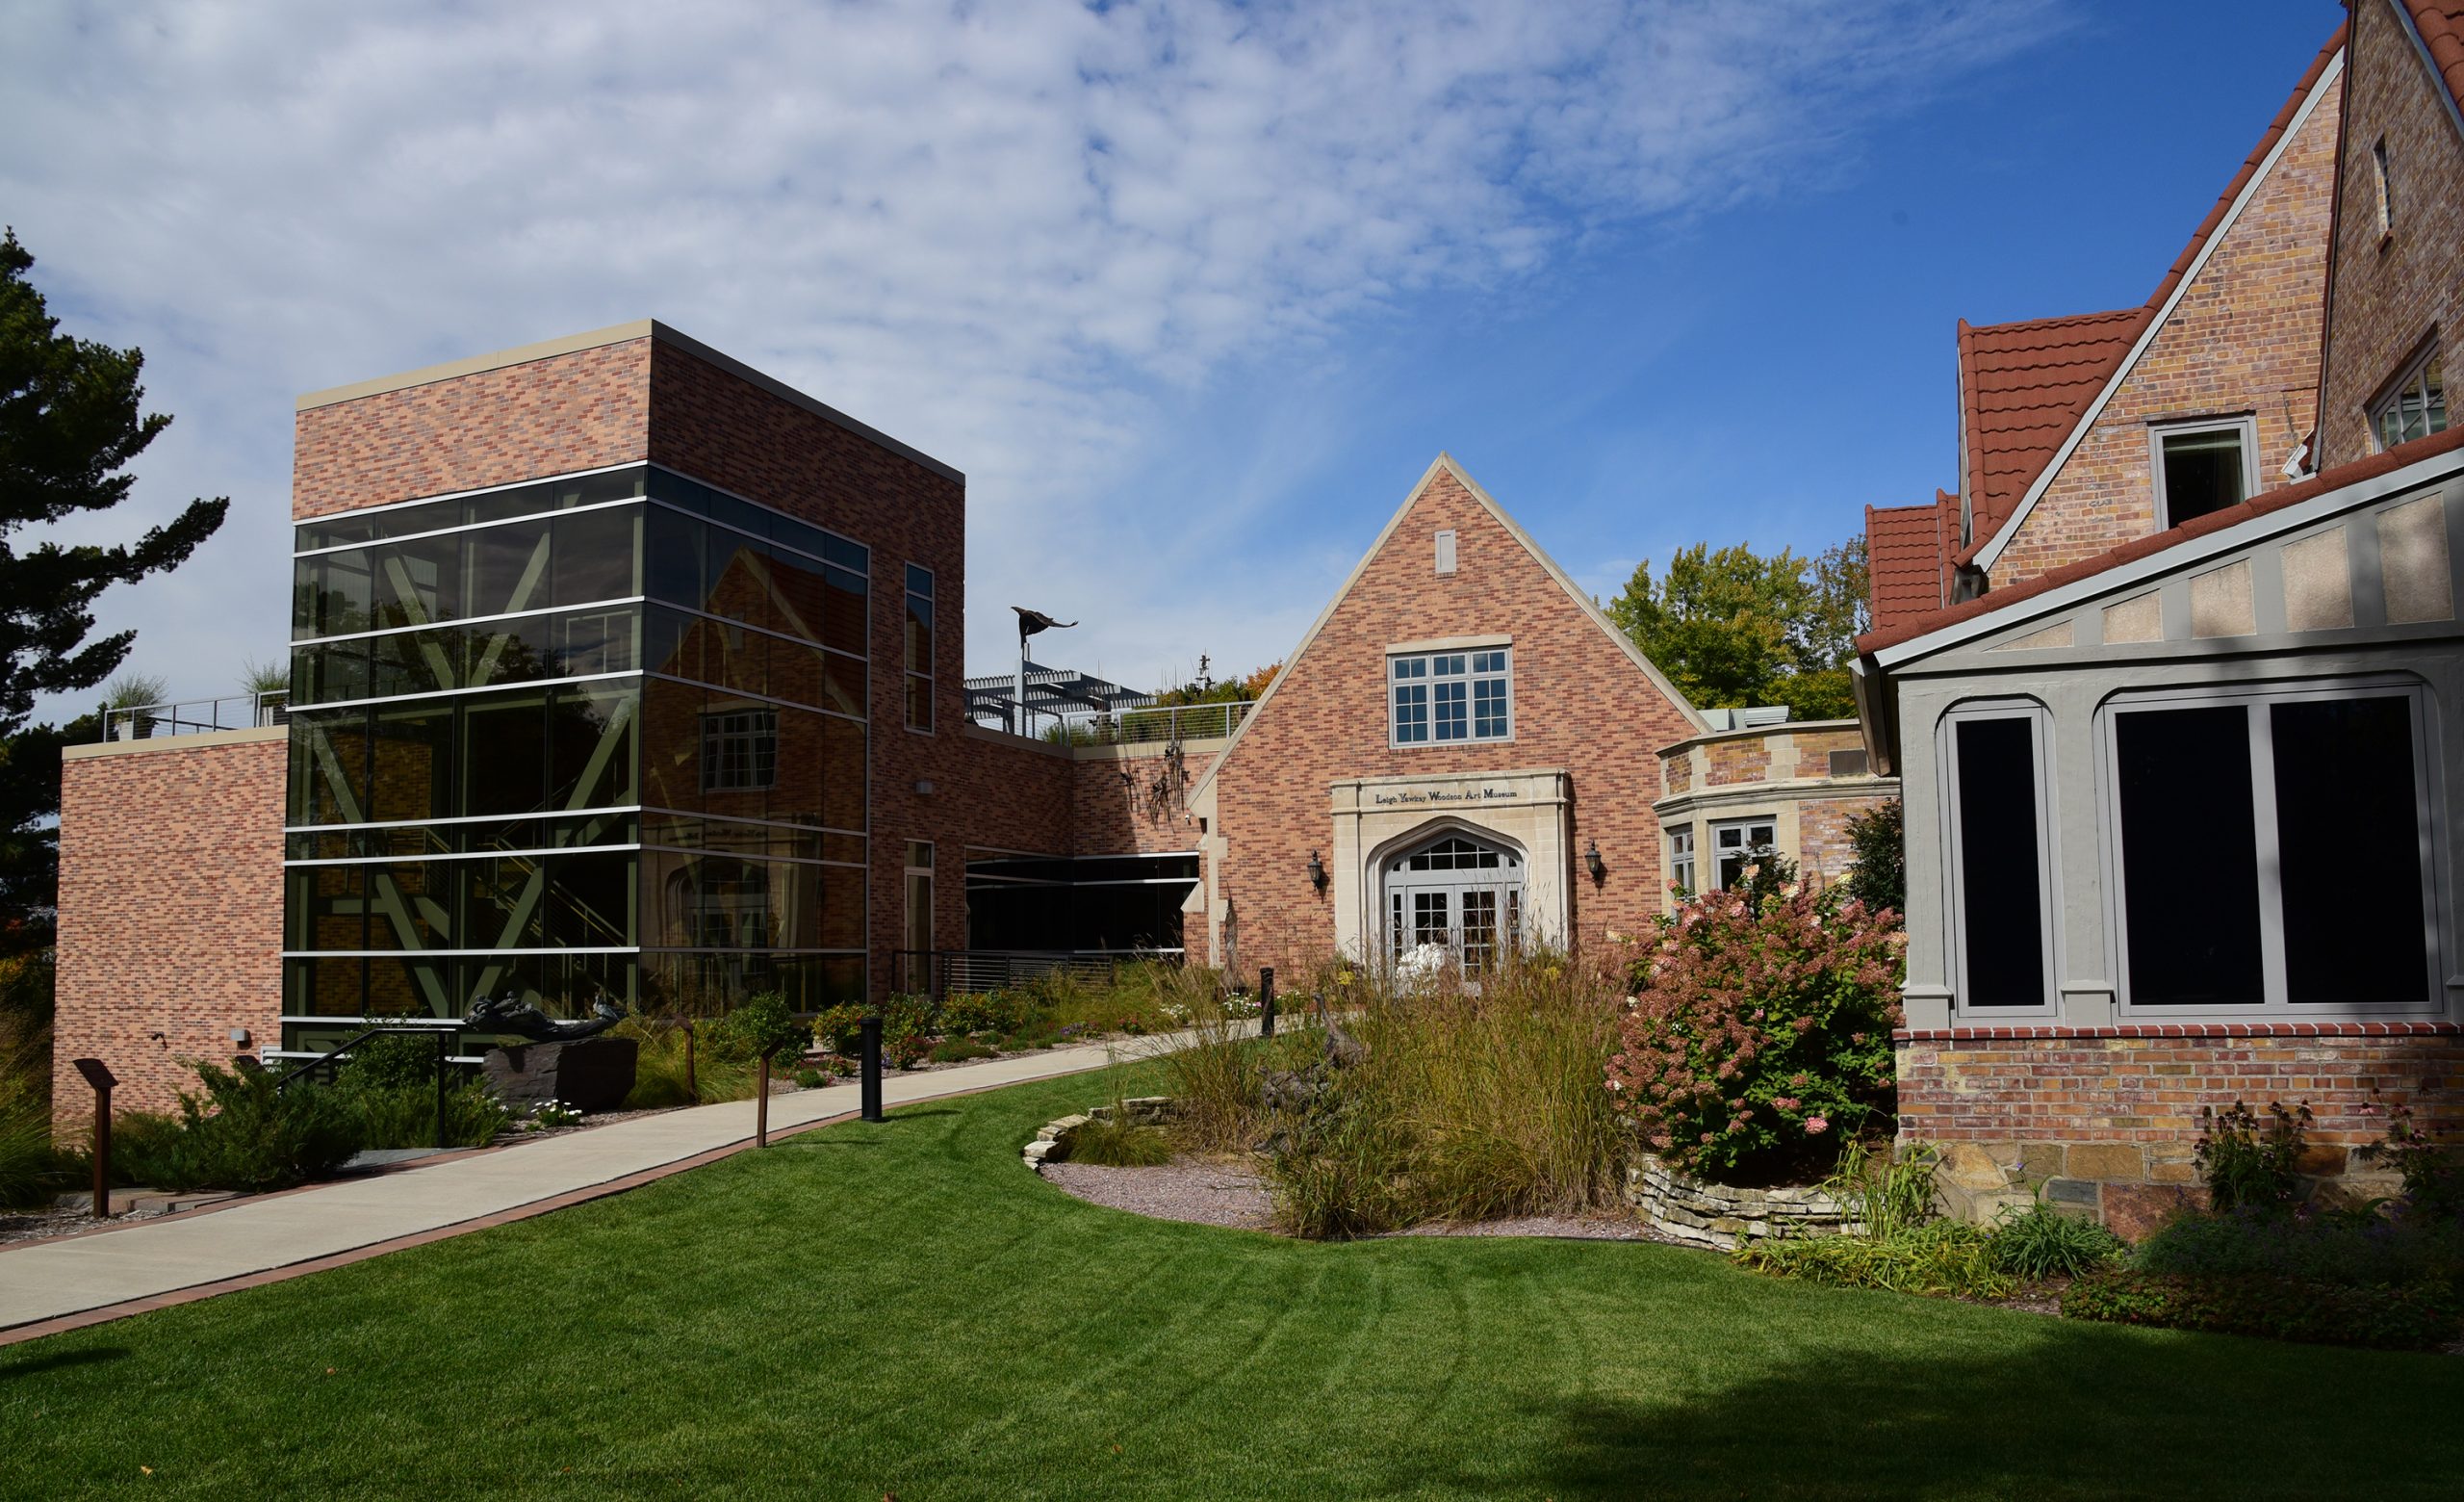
[1605,878,1904,1182]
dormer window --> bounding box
[2372,348,2448,452]
[2149,416,2256,528]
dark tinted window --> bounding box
[2160,427,2246,524]
[2274,697,2431,1004]
[2116,705,2264,1004]
[1955,715,2048,1007]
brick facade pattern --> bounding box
[1989,65,2341,587]
[1210,469,1698,974]
[1070,749,1219,857]
[52,737,288,1125]
[1897,1027,2464,1232]
[292,340,654,519]
[2317,0,2464,470]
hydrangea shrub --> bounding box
[1605,877,1904,1181]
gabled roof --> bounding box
[1956,25,2348,571]
[1188,453,1707,801]
[1864,493,1956,631]
[1857,420,2464,660]
[1958,309,2144,550]
[2398,2,2464,126]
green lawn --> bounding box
[5,1066,2461,1500]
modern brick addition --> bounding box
[1200,457,1700,975]
[2315,0,2464,470]
[1898,1026,2464,1236]
[52,731,287,1125]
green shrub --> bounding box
[2132,1205,2464,1290]
[2194,1099,2312,1215]
[1607,880,1904,1182]
[615,1017,766,1107]
[113,1063,359,1193]
[1736,1221,2013,1299]
[1841,798,1904,916]
[930,1037,995,1065]
[938,991,1026,1038]
[2063,1267,2460,1351]
[1988,1199,2129,1280]
[792,1068,828,1089]
[699,992,810,1065]
[2359,1090,2464,1222]
[339,1077,510,1151]
[337,1031,448,1091]
[1270,1100,1413,1240]
[808,1003,869,1055]
[1062,1116,1173,1167]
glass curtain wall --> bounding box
[282,464,868,1055]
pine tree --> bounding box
[0,228,227,949]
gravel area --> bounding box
[1040,1158,1277,1231]
[1040,1157,1667,1243]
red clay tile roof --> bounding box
[2401,2,2464,122]
[1865,493,1955,631]
[1958,308,2145,555]
[1954,25,2348,567]
[1857,421,2464,658]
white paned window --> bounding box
[1389,648,1510,745]
[2373,350,2449,453]
[2105,680,2438,1016]
[2149,417,2257,528]
[1710,817,1778,890]
[1668,827,1695,895]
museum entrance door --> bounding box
[1381,832,1524,973]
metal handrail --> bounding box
[103,689,290,741]
[270,1023,456,1152]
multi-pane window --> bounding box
[2373,350,2449,452]
[2107,683,2436,1013]
[1389,648,1510,745]
[905,563,934,732]
[2150,418,2255,527]
[1710,817,1777,891]
[1668,827,1695,895]
[700,709,778,791]
[1946,709,2054,1010]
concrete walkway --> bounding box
[0,1031,1203,1336]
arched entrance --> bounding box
[1380,829,1525,971]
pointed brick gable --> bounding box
[1958,28,2348,583]
[1199,456,1700,973]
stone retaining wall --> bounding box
[1021,1096,1174,1172]
[1625,1154,1861,1250]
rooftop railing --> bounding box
[971,698,1255,747]
[102,690,291,742]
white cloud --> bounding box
[0,0,2057,717]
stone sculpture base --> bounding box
[481,1036,640,1113]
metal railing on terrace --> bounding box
[975,699,1255,747]
[102,690,291,742]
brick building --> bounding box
[1854,7,2463,1230]
[62,334,1900,1118]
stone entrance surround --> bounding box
[1327,768,1572,958]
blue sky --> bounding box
[0,0,2348,715]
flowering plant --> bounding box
[1604,872,1903,1180]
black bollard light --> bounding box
[1260,967,1276,1039]
[757,1047,776,1148]
[860,1015,886,1123]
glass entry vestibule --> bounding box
[1382,832,1524,970]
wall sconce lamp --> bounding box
[1584,840,1606,884]
[1307,849,1328,892]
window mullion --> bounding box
[2247,701,2289,1010]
